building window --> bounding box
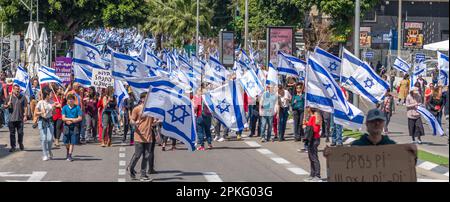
[363,10,377,23]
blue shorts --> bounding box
[63,124,79,145]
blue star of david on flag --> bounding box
[105,63,111,70]
[167,105,190,124]
[87,50,96,61]
[323,83,338,101]
[126,63,137,75]
[364,78,375,89]
[328,61,338,72]
[216,99,231,114]
[215,65,222,72]
[246,81,256,90]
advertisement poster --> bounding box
[55,57,73,85]
[220,31,235,67]
[267,27,294,65]
[404,22,424,49]
[360,27,372,48]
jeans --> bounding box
[197,115,212,146]
[321,113,331,139]
[408,118,424,141]
[80,115,86,140]
[249,113,261,137]
[292,109,304,140]
[3,109,10,127]
[308,138,321,178]
[85,114,97,140]
[384,112,392,132]
[148,129,157,171]
[214,121,228,139]
[9,121,24,149]
[436,111,443,127]
[123,112,134,142]
[278,107,289,140]
[260,116,273,141]
[102,112,114,141]
[39,119,53,158]
[331,123,343,145]
[129,142,151,175]
[53,119,63,140]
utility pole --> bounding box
[397,0,402,58]
[244,0,249,51]
[50,31,53,64]
[353,0,361,108]
[196,0,199,56]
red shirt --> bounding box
[52,97,66,121]
[243,92,249,113]
[193,95,211,117]
[307,115,321,139]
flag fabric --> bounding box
[209,56,229,82]
[417,106,444,136]
[13,65,33,100]
[410,61,426,89]
[393,57,411,73]
[341,48,361,83]
[333,103,365,130]
[312,47,341,80]
[345,55,389,104]
[203,80,247,132]
[438,51,449,86]
[112,51,153,79]
[73,64,92,87]
[277,51,306,79]
[266,62,278,85]
[126,77,185,99]
[114,80,130,112]
[143,87,197,151]
[38,65,62,85]
[239,68,264,98]
[73,37,105,70]
[204,62,223,86]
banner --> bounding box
[327,144,417,182]
[267,27,294,65]
[92,68,113,88]
[55,57,73,85]
[360,27,372,48]
[220,31,235,67]
[404,22,424,49]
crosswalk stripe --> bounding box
[271,157,291,164]
[118,169,126,176]
[418,161,439,170]
[256,149,273,155]
[203,172,223,182]
[287,167,309,175]
[244,141,261,147]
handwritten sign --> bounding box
[92,69,113,88]
[327,144,417,182]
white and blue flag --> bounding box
[438,51,449,86]
[277,51,306,79]
[73,37,105,70]
[345,55,389,104]
[410,61,426,89]
[13,65,33,100]
[74,64,92,87]
[239,68,264,98]
[306,56,364,129]
[114,80,129,112]
[38,66,62,85]
[209,56,229,82]
[143,87,197,151]
[112,51,154,79]
[266,62,278,85]
[417,106,444,136]
[313,47,341,80]
[393,57,411,73]
[126,77,185,99]
[203,80,247,132]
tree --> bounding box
[0,0,149,41]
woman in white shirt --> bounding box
[277,85,292,141]
[35,89,55,161]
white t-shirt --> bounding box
[279,90,292,108]
[37,100,54,119]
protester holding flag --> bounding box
[122,93,136,145]
[4,85,28,152]
[398,75,410,105]
[416,75,428,102]
[249,95,261,138]
[291,82,305,142]
[425,83,434,104]
[52,87,65,147]
[304,108,322,182]
[62,94,83,161]
[101,87,117,147]
[406,87,425,144]
[277,85,291,142]
[259,86,278,143]
[35,88,55,161]
[427,85,444,127]
[194,88,213,150]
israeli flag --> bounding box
[233,60,246,79]
[417,106,444,136]
[345,55,389,104]
[191,54,205,74]
[306,56,364,129]
[114,80,129,112]
[73,37,105,70]
[277,51,306,79]
[341,48,360,83]
[438,51,449,86]
[393,57,410,73]
[13,65,33,100]
[145,49,162,69]
[313,47,341,80]
[126,77,185,99]
[239,68,264,98]
[239,49,253,69]
[266,62,278,85]
[143,87,197,151]
[74,64,92,87]
[112,51,153,79]
[410,61,426,89]
[203,80,247,132]
[38,66,62,85]
[204,62,223,86]
[209,56,229,82]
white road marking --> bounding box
[119,153,126,158]
[118,169,126,176]
[445,172,449,177]
[203,172,223,182]
[0,171,57,182]
[271,157,290,164]
[118,178,126,182]
[244,141,261,147]
[417,178,449,182]
[418,161,439,170]
[119,161,126,166]
[119,147,126,152]
[256,149,273,155]
[287,167,309,175]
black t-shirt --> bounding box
[8,94,27,122]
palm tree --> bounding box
[143,0,213,49]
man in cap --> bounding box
[351,108,396,146]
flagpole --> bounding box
[50,83,60,104]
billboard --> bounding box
[404,21,424,49]
[219,31,235,67]
[267,27,294,65]
[360,27,372,48]
[55,57,73,85]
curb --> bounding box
[417,159,449,178]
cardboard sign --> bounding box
[327,144,417,182]
[92,69,113,88]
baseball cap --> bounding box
[366,108,386,122]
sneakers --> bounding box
[303,177,314,182]
[130,140,135,146]
[42,156,49,161]
[19,144,24,151]
[207,144,213,150]
[130,171,137,181]
[140,175,153,182]
[214,136,220,141]
[197,146,205,151]
[304,177,322,182]
[217,137,225,142]
[148,169,158,174]
[236,135,242,141]
[417,140,423,144]
[9,148,16,153]
[48,152,53,160]
[66,155,73,162]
